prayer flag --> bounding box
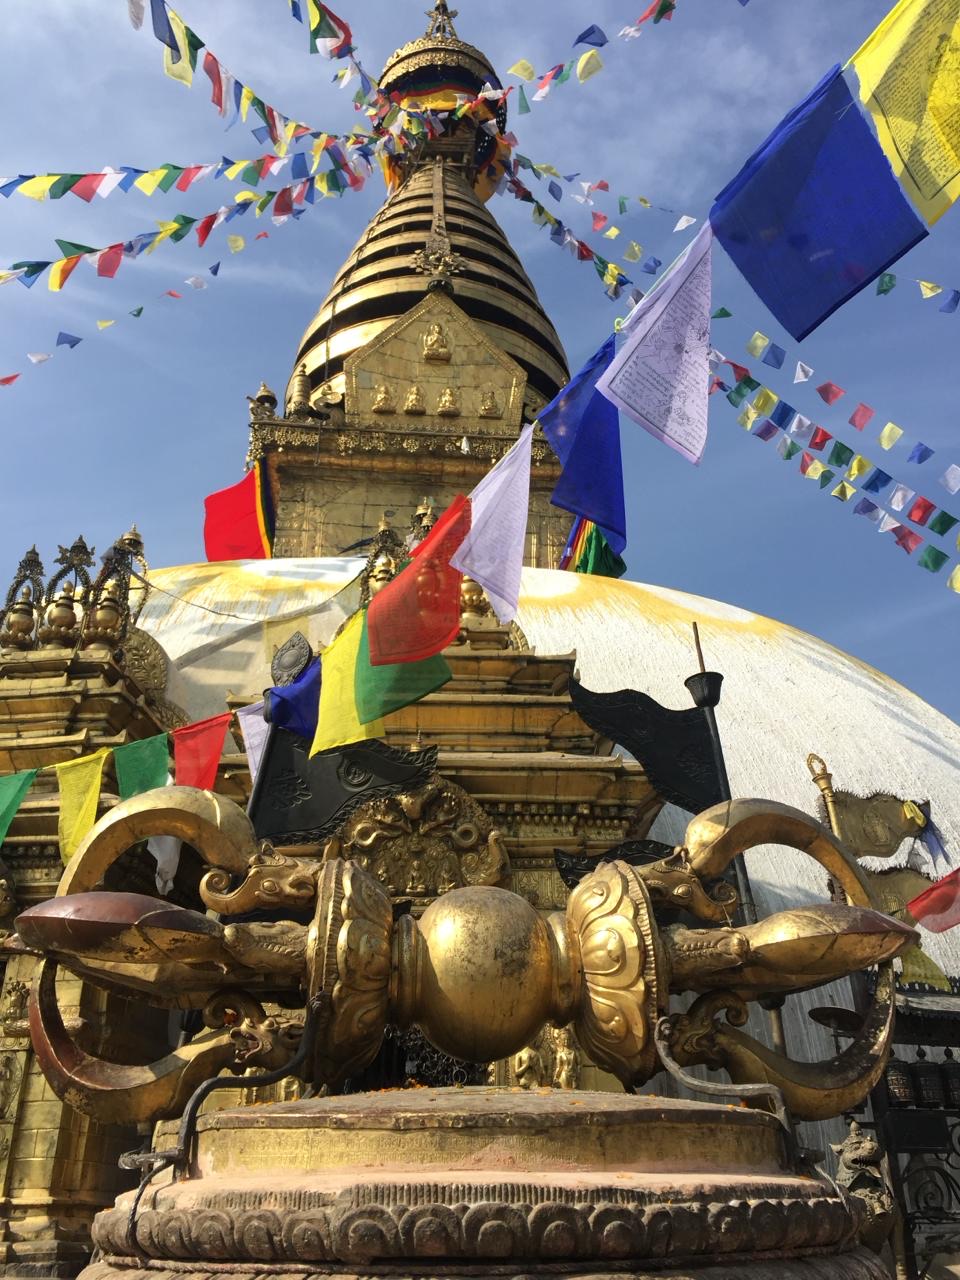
[27,353,51,365]
[907,868,960,932]
[878,514,901,534]
[227,234,245,252]
[592,212,608,232]
[640,255,662,274]
[941,463,960,495]
[130,306,143,317]
[163,9,198,86]
[450,425,535,623]
[150,0,178,55]
[727,375,760,407]
[809,426,832,451]
[367,496,471,664]
[309,1,353,57]
[562,518,627,577]
[576,50,604,82]
[113,734,170,800]
[574,25,608,47]
[96,320,115,330]
[0,770,37,844]
[96,244,124,279]
[851,0,960,224]
[709,65,926,340]
[0,374,20,387]
[738,406,758,431]
[539,336,626,553]
[779,438,802,461]
[172,713,232,790]
[755,420,780,442]
[876,272,897,295]
[794,361,814,383]
[832,481,856,501]
[354,614,451,725]
[854,498,883,522]
[788,414,814,443]
[950,565,960,593]
[878,422,903,450]
[204,462,274,561]
[236,701,268,782]
[762,343,786,369]
[674,215,697,232]
[849,403,875,431]
[598,223,713,464]
[625,241,643,262]
[746,331,769,357]
[508,60,536,81]
[752,387,779,416]
[919,545,950,573]
[894,525,923,553]
[908,442,935,464]
[817,381,845,405]
[941,289,960,313]
[930,510,959,537]
[890,483,915,511]
[310,613,384,754]
[48,256,82,291]
[908,496,936,526]
[712,306,732,319]
[267,658,321,739]
[56,332,81,349]
[847,454,872,481]
[864,468,894,495]
[56,748,110,863]
[828,441,854,468]
[769,400,795,428]
[919,280,943,299]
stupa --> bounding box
[2,6,960,1280]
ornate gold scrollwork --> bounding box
[201,849,320,915]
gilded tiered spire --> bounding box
[424,1,459,38]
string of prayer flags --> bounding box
[113,734,170,800]
[203,462,275,561]
[450,425,535,623]
[0,770,38,844]
[56,748,111,863]
[599,224,713,464]
[539,336,626,553]
[367,496,471,665]
[710,65,927,340]
[172,713,233,790]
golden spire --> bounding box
[425,0,459,38]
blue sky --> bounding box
[2,0,959,723]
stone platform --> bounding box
[82,1087,887,1280]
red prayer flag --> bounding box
[96,243,124,279]
[203,51,224,110]
[576,241,595,261]
[893,526,923,554]
[908,495,936,526]
[175,165,204,192]
[255,231,270,240]
[367,495,472,666]
[848,402,875,431]
[70,172,107,202]
[204,467,273,561]
[591,180,610,192]
[809,426,832,451]
[0,374,20,387]
[195,213,217,247]
[591,211,608,232]
[799,452,814,475]
[908,868,960,932]
[172,712,233,791]
[164,289,182,298]
[273,187,294,218]
[725,360,750,383]
[816,381,845,405]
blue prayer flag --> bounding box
[291,152,310,181]
[0,177,28,198]
[150,0,179,57]
[267,658,321,741]
[118,167,145,191]
[14,262,50,288]
[919,802,950,867]
[863,468,893,495]
[940,290,960,314]
[640,256,661,275]
[289,0,303,20]
[908,442,935,464]
[56,332,82,349]
[573,24,608,47]
[762,342,786,369]
[209,262,221,275]
[548,179,562,202]
[854,498,879,518]
[251,125,272,145]
[769,400,795,429]
[539,336,626,554]
[709,66,927,340]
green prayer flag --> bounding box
[575,525,627,579]
[240,163,261,186]
[129,306,144,318]
[517,85,531,114]
[727,376,760,407]
[113,735,170,801]
[354,613,452,723]
[929,510,958,537]
[876,272,897,295]
[0,769,37,844]
[711,306,733,319]
[654,0,676,20]
[618,197,629,215]
[168,213,197,243]
[781,440,802,460]
[919,546,949,573]
[157,165,184,193]
[828,441,854,468]
[55,239,96,258]
[256,191,276,214]
[556,59,575,84]
[184,25,205,69]
[50,175,83,199]
[818,469,835,490]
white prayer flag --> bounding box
[95,168,126,199]
[794,361,814,383]
[878,514,900,534]
[788,414,814,443]
[236,700,269,783]
[185,275,207,289]
[673,215,697,233]
[941,463,960,496]
[450,425,534,624]
[598,222,713,464]
[26,353,51,365]
[889,483,915,512]
[127,0,145,27]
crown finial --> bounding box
[425,0,459,38]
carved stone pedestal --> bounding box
[82,1088,888,1280]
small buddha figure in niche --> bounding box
[478,386,502,419]
[404,384,427,415]
[422,322,451,362]
[371,384,395,414]
[436,386,460,416]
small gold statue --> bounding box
[422,322,451,362]
[404,384,426,415]
[478,387,502,419]
[436,387,460,416]
[371,384,395,415]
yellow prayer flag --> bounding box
[48,256,81,292]
[96,319,115,330]
[805,460,826,480]
[235,190,258,203]
[227,235,245,253]
[224,160,249,181]
[832,481,856,502]
[56,748,110,863]
[919,280,943,298]
[636,196,651,208]
[603,263,622,286]
[746,331,769,357]
[752,387,779,416]
[310,614,384,756]
[535,163,561,178]
[847,454,872,480]
[850,0,960,225]
[576,50,604,83]
[507,59,536,82]
[17,175,60,200]
[603,226,620,239]
[163,9,194,86]
[624,241,643,263]
[878,422,903,449]
[948,564,960,594]
[134,168,166,195]
[149,220,181,253]
[240,85,255,121]
[737,406,759,430]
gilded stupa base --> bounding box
[82,1088,885,1280]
